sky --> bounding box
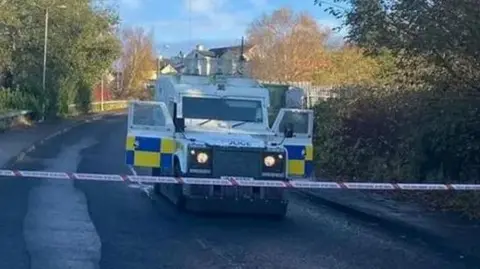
[117,0,347,57]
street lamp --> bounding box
[41,4,67,120]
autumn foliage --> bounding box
[312,0,480,218]
[247,4,480,217]
[246,7,383,87]
[114,27,156,99]
[246,8,331,82]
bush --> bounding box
[0,88,41,118]
[75,81,93,115]
[313,86,480,217]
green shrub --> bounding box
[315,87,480,182]
[313,86,480,217]
[0,88,41,117]
[75,81,92,115]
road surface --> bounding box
[0,114,473,269]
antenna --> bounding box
[183,0,192,75]
[239,36,245,62]
[237,36,246,76]
[188,0,192,48]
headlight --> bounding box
[196,152,209,164]
[264,156,276,167]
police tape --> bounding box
[1,169,480,191]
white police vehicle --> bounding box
[125,73,314,218]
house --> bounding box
[145,58,181,81]
[184,45,216,75]
[183,42,255,76]
[159,64,178,75]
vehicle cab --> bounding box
[125,73,314,214]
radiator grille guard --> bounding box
[212,147,262,178]
[188,146,285,199]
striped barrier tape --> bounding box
[1,169,480,191]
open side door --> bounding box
[126,100,176,173]
[272,108,314,179]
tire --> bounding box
[172,161,186,209]
[152,161,185,209]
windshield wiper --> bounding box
[198,119,213,126]
[231,121,248,128]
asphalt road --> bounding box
[0,115,474,269]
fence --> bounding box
[0,100,128,132]
[258,80,338,112]
[68,100,128,114]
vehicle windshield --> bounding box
[182,96,263,123]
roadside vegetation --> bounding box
[113,26,157,101]
[0,0,121,117]
[0,0,155,118]
[248,3,480,218]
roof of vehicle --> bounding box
[159,74,270,101]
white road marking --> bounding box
[23,138,101,269]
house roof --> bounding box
[197,50,216,57]
[183,43,255,60]
[158,58,173,69]
[162,63,180,70]
[209,44,254,58]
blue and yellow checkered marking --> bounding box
[284,144,314,177]
[125,136,176,171]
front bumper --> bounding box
[184,195,288,216]
[183,173,287,200]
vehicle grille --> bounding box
[188,147,284,199]
[212,147,262,178]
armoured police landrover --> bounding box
[125,73,314,218]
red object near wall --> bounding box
[92,82,112,102]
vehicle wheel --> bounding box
[172,161,186,209]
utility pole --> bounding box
[39,4,67,120]
[101,73,104,111]
[42,7,49,121]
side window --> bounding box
[131,102,165,127]
[278,111,309,134]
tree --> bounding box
[313,45,391,87]
[246,7,330,82]
[0,0,121,116]
[114,26,156,99]
[315,0,480,92]
[313,0,480,217]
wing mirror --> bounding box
[175,117,185,132]
[283,123,294,138]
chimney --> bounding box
[196,44,205,51]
